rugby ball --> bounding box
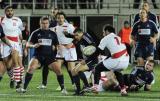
[82,45,96,56]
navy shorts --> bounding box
[134,44,154,59]
[34,54,56,66]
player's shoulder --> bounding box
[12,16,22,21]
[31,28,41,35]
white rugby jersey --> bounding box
[1,16,24,37]
[54,22,75,44]
[98,33,126,55]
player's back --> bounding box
[101,33,126,55]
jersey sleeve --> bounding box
[28,31,37,44]
[67,24,75,35]
[151,21,159,36]
[131,22,138,37]
[52,32,59,45]
[98,36,108,50]
[18,18,24,31]
[146,75,154,85]
[133,14,139,24]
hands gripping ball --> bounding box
[82,45,96,56]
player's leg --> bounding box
[72,63,90,95]
[49,59,67,95]
[18,58,40,93]
[11,49,23,89]
[0,60,6,81]
[37,65,49,89]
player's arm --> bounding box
[64,24,75,38]
[52,32,59,51]
[1,36,12,47]
[150,22,159,46]
[0,26,12,47]
[26,32,40,48]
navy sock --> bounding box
[42,66,49,86]
[57,75,64,90]
[24,72,33,89]
[73,75,80,93]
[68,71,74,85]
[78,71,89,87]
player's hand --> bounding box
[130,85,138,91]
[149,37,156,43]
[80,60,86,65]
[63,30,69,36]
[52,45,56,51]
[24,48,28,57]
[33,43,40,48]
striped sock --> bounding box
[20,67,24,81]
[13,67,21,83]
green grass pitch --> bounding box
[0,65,160,101]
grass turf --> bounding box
[0,65,160,101]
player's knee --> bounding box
[11,50,19,56]
[71,69,77,76]
[54,68,62,75]
[27,66,36,73]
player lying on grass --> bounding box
[101,60,155,92]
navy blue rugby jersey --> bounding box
[74,33,97,60]
[131,20,158,44]
[131,67,154,86]
[28,28,59,56]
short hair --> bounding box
[148,60,155,65]
[4,5,13,12]
[55,12,66,19]
[140,1,149,9]
[124,21,129,25]
[40,16,49,22]
[103,25,115,33]
[73,28,83,33]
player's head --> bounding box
[141,1,149,12]
[40,16,50,30]
[139,8,148,20]
[4,5,14,18]
[145,60,154,71]
[73,28,84,41]
[56,12,66,25]
[103,25,115,36]
[51,7,60,18]
[124,21,130,28]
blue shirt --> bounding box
[28,28,59,56]
[131,67,154,86]
[132,20,158,44]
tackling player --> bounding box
[84,25,129,96]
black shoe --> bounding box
[10,80,15,88]
[73,91,84,96]
[73,92,84,96]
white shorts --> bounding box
[56,47,77,61]
[102,54,129,71]
[0,42,22,58]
